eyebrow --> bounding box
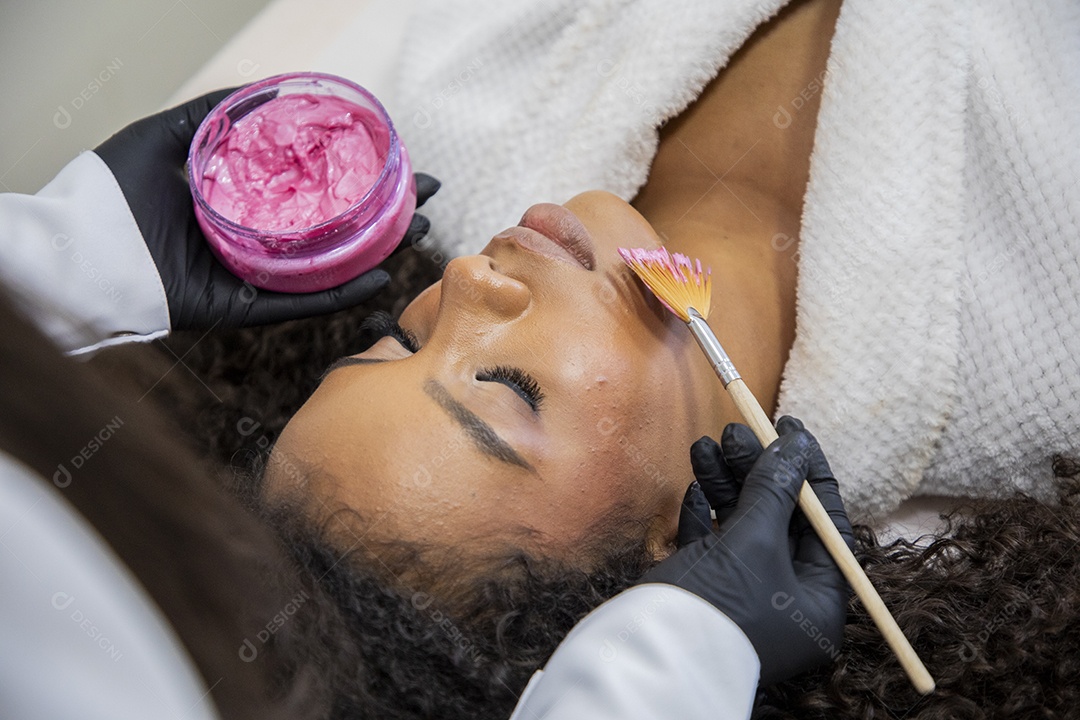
[321,358,534,472]
[319,356,386,380]
[423,379,535,472]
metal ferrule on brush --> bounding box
[686,308,740,386]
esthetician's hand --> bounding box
[95,89,440,331]
[642,416,853,688]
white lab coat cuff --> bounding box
[0,151,170,355]
[509,584,760,720]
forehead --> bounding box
[299,360,536,480]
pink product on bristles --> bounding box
[617,247,710,286]
[618,246,713,322]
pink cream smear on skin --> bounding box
[200,93,389,232]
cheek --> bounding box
[548,399,668,513]
[550,361,697,522]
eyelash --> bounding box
[361,311,420,353]
[476,365,546,412]
[361,311,545,412]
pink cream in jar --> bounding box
[188,72,416,293]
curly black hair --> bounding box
[259,501,654,720]
[756,464,1080,719]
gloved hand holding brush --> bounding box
[641,416,854,687]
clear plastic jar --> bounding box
[187,72,415,293]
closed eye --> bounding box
[360,311,420,353]
[477,365,545,412]
[353,312,545,413]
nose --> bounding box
[441,254,531,322]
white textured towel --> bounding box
[393,0,1080,521]
[779,0,1080,520]
[393,0,786,255]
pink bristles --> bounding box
[618,247,712,322]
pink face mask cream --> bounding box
[187,72,416,293]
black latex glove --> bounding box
[95,88,440,331]
[643,416,853,687]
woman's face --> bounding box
[268,191,722,557]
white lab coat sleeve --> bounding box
[0,151,171,355]
[508,584,760,720]
[0,450,219,720]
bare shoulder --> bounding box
[631,0,843,415]
[633,0,842,229]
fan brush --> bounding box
[619,246,934,695]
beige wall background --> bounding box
[0,0,271,195]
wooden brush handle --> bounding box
[725,378,935,695]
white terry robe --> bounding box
[391,0,1080,521]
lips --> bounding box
[514,203,597,271]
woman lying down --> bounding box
[4,0,1079,716]
[258,0,1077,710]
[237,0,1080,714]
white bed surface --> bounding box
[169,0,415,110]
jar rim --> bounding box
[186,71,401,240]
